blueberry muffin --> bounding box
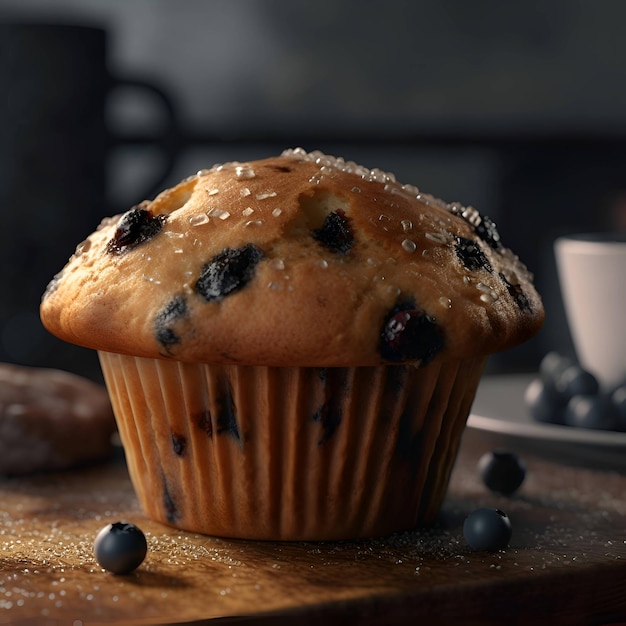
[40,148,543,539]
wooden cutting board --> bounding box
[2,428,626,625]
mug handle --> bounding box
[107,75,181,207]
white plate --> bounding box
[468,374,626,469]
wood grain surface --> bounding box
[2,428,626,626]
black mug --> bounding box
[0,22,180,378]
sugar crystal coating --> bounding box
[40,148,544,370]
[402,239,417,253]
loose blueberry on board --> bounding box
[379,304,444,364]
[94,522,148,575]
[195,244,264,302]
[524,377,567,424]
[463,508,512,551]
[478,451,526,496]
[107,207,167,254]
[564,395,619,431]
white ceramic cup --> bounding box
[554,233,626,391]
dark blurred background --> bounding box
[1,0,625,381]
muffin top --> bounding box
[40,148,544,367]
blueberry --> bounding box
[478,450,526,496]
[154,295,189,349]
[454,236,492,272]
[539,352,574,384]
[463,508,512,551]
[532,353,621,432]
[524,377,566,424]
[94,522,147,575]
[171,432,187,456]
[107,206,167,254]
[312,209,354,254]
[474,215,502,250]
[498,272,531,312]
[611,385,626,431]
[556,365,600,398]
[313,402,342,445]
[195,244,263,302]
[215,388,240,440]
[163,479,180,524]
[379,303,444,365]
[564,395,619,431]
[196,410,213,437]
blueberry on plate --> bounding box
[556,365,600,398]
[612,385,626,431]
[463,507,512,551]
[524,377,567,424]
[564,395,619,431]
[539,352,574,385]
[478,450,526,496]
[94,521,148,574]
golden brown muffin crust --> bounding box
[40,149,543,366]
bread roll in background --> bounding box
[40,148,543,540]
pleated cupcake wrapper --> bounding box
[98,352,486,540]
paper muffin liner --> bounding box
[98,351,486,540]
